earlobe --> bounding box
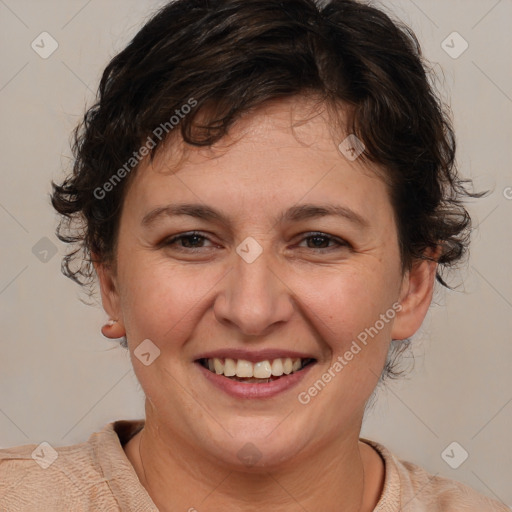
[391,248,440,341]
[93,255,126,339]
[101,319,126,339]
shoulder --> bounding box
[0,419,151,512]
[0,435,108,511]
[363,439,509,512]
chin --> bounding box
[201,423,310,472]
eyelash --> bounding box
[162,231,350,252]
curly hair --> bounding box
[51,0,481,377]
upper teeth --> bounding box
[206,357,304,378]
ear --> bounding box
[391,247,440,341]
[93,254,126,339]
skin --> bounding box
[96,96,438,512]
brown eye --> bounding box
[297,232,350,251]
[162,232,215,251]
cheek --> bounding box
[293,268,399,417]
[118,257,219,346]
[300,265,398,340]
[293,270,401,401]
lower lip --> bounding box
[195,361,315,399]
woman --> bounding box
[0,0,507,510]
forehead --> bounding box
[122,98,394,230]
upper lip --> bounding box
[194,349,317,363]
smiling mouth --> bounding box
[198,357,316,383]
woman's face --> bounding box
[99,97,434,469]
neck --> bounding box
[124,417,383,512]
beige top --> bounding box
[0,419,507,511]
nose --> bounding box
[213,247,295,337]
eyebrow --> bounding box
[141,202,369,229]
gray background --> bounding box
[0,0,511,506]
